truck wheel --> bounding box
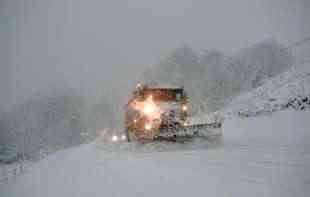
[126,129,138,142]
[125,129,131,142]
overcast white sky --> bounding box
[1,0,310,108]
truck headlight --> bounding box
[145,123,152,130]
[142,103,156,116]
[182,105,188,111]
[121,135,127,141]
[111,135,119,142]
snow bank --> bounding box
[1,110,309,197]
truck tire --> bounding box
[126,129,138,142]
[125,129,131,142]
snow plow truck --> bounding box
[124,84,222,142]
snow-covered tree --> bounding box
[140,39,294,113]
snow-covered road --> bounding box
[1,110,310,197]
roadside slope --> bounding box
[225,63,310,116]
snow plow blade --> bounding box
[154,122,222,142]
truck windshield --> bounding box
[143,89,182,102]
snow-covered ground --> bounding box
[1,109,309,197]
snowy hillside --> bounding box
[224,63,310,117]
[190,62,310,127]
[1,110,309,197]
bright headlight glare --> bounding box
[121,135,126,141]
[182,105,188,111]
[143,103,156,115]
[145,123,152,130]
[112,135,118,142]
